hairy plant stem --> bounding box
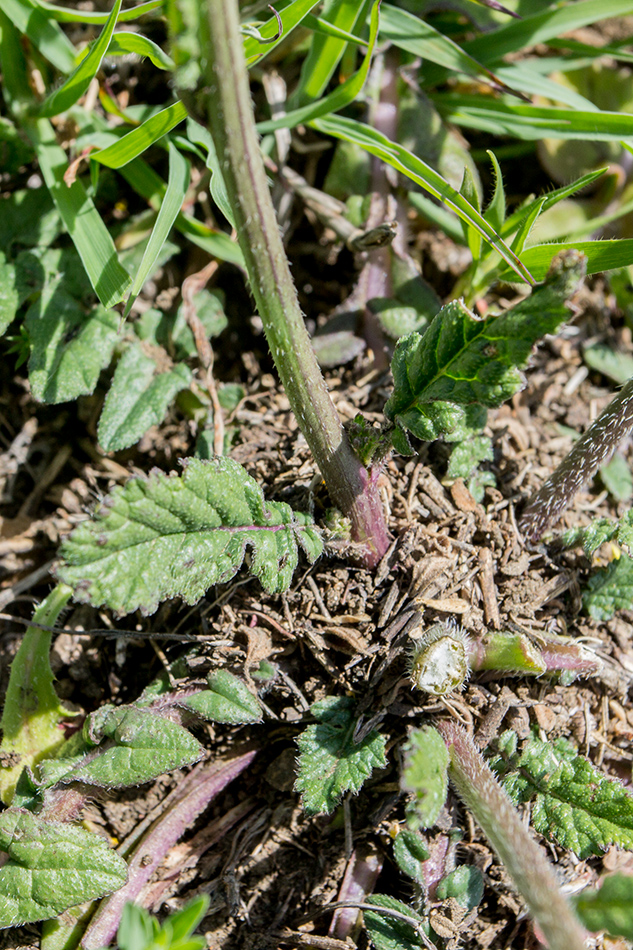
[437,722,587,950]
[520,375,633,540]
[196,0,389,566]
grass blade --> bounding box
[513,241,633,280]
[4,0,76,73]
[243,0,319,67]
[257,2,380,133]
[312,113,535,284]
[106,31,175,70]
[433,94,633,141]
[124,142,189,316]
[26,118,131,308]
[465,0,633,65]
[39,0,122,117]
[293,0,373,104]
[91,101,188,168]
[37,0,163,23]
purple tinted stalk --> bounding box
[197,0,389,567]
[520,376,633,541]
[437,722,586,950]
[81,747,258,949]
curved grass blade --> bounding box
[243,0,319,67]
[3,0,76,73]
[302,14,365,46]
[464,0,633,65]
[106,30,175,70]
[433,94,633,141]
[26,118,130,308]
[90,101,188,168]
[500,168,607,239]
[36,0,163,23]
[124,141,189,316]
[293,0,373,104]
[311,113,534,284]
[38,0,122,117]
[90,102,187,168]
[256,1,380,134]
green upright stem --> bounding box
[437,722,587,950]
[193,0,389,566]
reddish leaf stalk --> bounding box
[196,0,390,566]
[520,376,633,540]
[437,722,586,950]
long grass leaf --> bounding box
[244,0,318,67]
[293,0,373,104]
[4,0,76,73]
[39,0,122,117]
[91,101,188,168]
[501,169,607,238]
[36,0,163,23]
[302,14,365,46]
[433,94,633,141]
[380,4,501,81]
[512,241,633,281]
[257,1,380,133]
[311,113,534,284]
[465,0,633,65]
[124,143,189,316]
[26,118,131,308]
[106,31,174,70]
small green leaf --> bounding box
[98,343,192,452]
[393,829,429,884]
[26,285,119,404]
[118,904,157,950]
[583,342,633,384]
[600,452,633,503]
[436,865,484,911]
[562,511,633,557]
[56,704,205,787]
[364,895,428,950]
[0,586,73,804]
[0,252,18,336]
[583,553,633,621]
[401,726,449,829]
[0,808,127,927]
[460,164,482,262]
[183,669,263,724]
[385,250,585,441]
[56,457,323,615]
[575,873,633,940]
[447,435,493,480]
[490,731,633,859]
[483,150,505,233]
[295,696,387,815]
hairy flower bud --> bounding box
[408,620,470,696]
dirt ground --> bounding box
[1,230,633,950]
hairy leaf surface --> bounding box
[385,250,585,441]
[56,457,323,615]
[583,553,633,621]
[575,872,633,940]
[98,343,192,452]
[183,669,263,724]
[563,511,633,557]
[0,809,127,926]
[490,731,633,859]
[295,696,386,815]
[401,726,449,829]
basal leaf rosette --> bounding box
[56,457,323,615]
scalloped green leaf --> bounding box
[98,343,192,452]
[490,731,633,859]
[183,669,263,724]
[583,553,633,621]
[562,511,633,557]
[295,696,387,815]
[0,808,127,927]
[51,704,204,788]
[56,457,323,615]
[385,250,586,441]
[401,726,449,830]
